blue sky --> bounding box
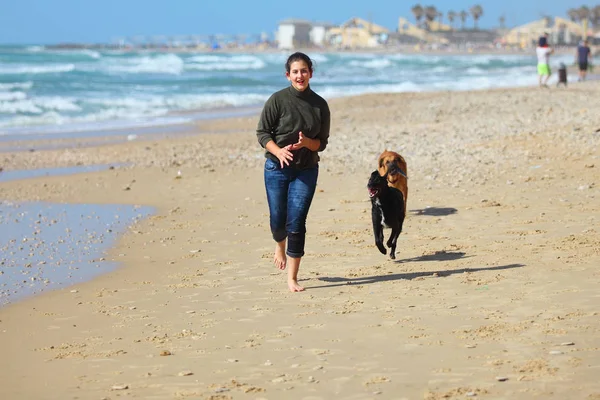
[0,0,575,44]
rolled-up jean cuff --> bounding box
[286,231,305,258]
[272,230,287,243]
[286,249,305,258]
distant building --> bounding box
[276,19,312,49]
[392,17,449,45]
[327,17,390,49]
[426,20,453,32]
[276,19,336,49]
[310,22,335,48]
[501,17,587,47]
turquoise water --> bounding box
[0,45,574,135]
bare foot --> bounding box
[288,279,305,292]
[274,241,286,270]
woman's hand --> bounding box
[265,140,293,168]
[290,131,307,150]
[274,144,294,168]
[290,131,319,151]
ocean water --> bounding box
[0,45,575,136]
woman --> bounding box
[256,52,330,292]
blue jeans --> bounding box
[264,158,319,258]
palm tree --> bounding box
[567,8,579,22]
[577,5,591,22]
[424,5,438,30]
[411,5,424,28]
[591,5,600,28]
[499,15,506,29]
[470,5,484,29]
[437,11,444,27]
[447,11,457,29]
[578,6,591,38]
[459,10,468,30]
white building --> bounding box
[310,22,335,48]
[276,19,312,49]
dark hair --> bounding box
[285,52,313,73]
[538,36,547,47]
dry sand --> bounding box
[0,83,599,399]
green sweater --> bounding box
[256,85,330,169]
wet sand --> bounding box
[0,82,599,399]
[0,164,118,183]
[0,200,152,305]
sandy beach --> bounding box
[0,82,599,399]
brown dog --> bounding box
[377,150,408,215]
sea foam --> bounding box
[0,47,557,135]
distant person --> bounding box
[256,52,330,292]
[536,35,554,88]
[576,39,592,81]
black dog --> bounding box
[368,170,405,259]
[557,63,568,87]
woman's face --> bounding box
[286,60,312,92]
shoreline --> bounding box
[40,42,584,56]
[0,83,598,399]
[2,47,588,146]
[1,73,595,157]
